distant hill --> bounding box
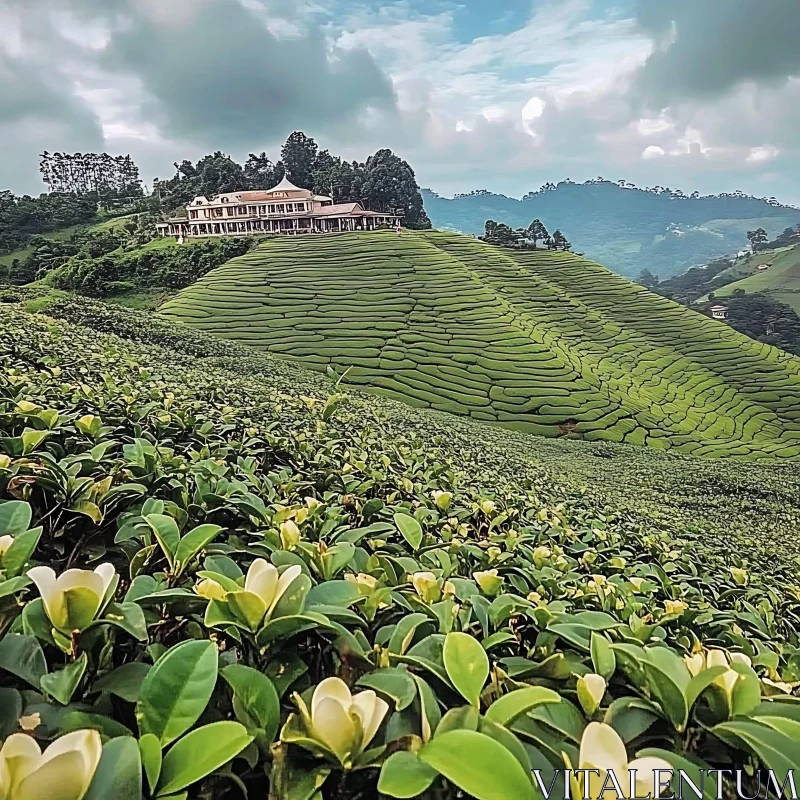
[161,230,800,458]
[711,244,800,313]
[422,181,799,278]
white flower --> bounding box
[0,729,102,800]
[226,559,302,632]
[27,564,116,634]
[0,535,15,557]
[279,520,301,550]
[345,573,378,595]
[297,677,389,768]
[577,673,607,716]
[576,722,672,800]
[432,490,452,511]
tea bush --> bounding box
[1,298,800,799]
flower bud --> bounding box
[729,567,748,585]
[473,569,504,596]
[411,571,440,604]
[0,535,14,556]
[280,520,301,550]
[664,599,687,615]
[479,499,496,516]
[577,673,606,716]
[433,490,452,511]
[195,578,227,601]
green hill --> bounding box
[160,230,800,458]
[711,244,800,312]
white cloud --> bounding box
[747,145,780,162]
[642,145,665,160]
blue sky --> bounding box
[2,0,800,205]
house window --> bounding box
[259,205,266,215]
[277,204,285,214]
[226,207,234,217]
[249,206,257,215]
[268,205,276,213]
[296,203,305,212]
[214,209,223,217]
[190,210,198,219]
[237,206,247,216]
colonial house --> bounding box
[156,176,401,239]
[710,304,729,320]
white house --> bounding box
[156,176,401,239]
[710,304,729,320]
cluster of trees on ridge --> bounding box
[481,218,571,250]
[156,131,431,229]
[38,152,143,200]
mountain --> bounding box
[422,181,799,278]
[160,229,800,458]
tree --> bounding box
[746,228,768,252]
[281,132,318,189]
[551,229,571,251]
[637,269,659,289]
[526,219,549,248]
[244,152,277,190]
[362,149,430,229]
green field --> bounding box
[711,244,800,312]
[160,230,800,458]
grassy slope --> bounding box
[160,230,800,459]
[711,244,800,312]
[0,213,142,267]
[10,293,800,571]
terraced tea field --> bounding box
[160,230,800,457]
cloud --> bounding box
[642,145,665,160]
[634,0,800,105]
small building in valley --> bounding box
[710,304,729,320]
[757,263,771,271]
[156,176,401,239]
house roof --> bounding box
[710,305,728,311]
[312,202,363,217]
[271,175,305,192]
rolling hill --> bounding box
[710,244,800,313]
[160,230,800,458]
[422,182,799,278]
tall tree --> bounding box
[746,228,768,252]
[244,152,277,190]
[526,219,549,248]
[362,149,430,229]
[637,268,659,289]
[551,229,571,251]
[281,132,318,189]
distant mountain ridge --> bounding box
[422,180,799,278]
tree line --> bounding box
[481,218,571,251]
[39,152,143,199]
[155,131,431,229]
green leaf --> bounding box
[93,662,151,703]
[388,612,433,655]
[590,632,616,680]
[221,664,281,743]
[0,575,31,600]
[484,686,561,726]
[157,721,253,795]
[443,632,488,707]
[144,514,181,567]
[712,719,800,781]
[2,526,42,577]
[0,500,32,535]
[603,697,660,743]
[174,524,223,576]
[394,512,423,550]
[136,640,218,747]
[85,736,142,800]
[356,667,417,711]
[0,633,46,688]
[0,688,22,739]
[306,579,360,607]
[378,750,438,798]
[139,733,162,796]
[41,652,87,705]
[420,729,536,800]
[685,665,728,712]
[22,429,49,454]
[99,601,148,640]
[643,647,689,731]
[270,573,312,620]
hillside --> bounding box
[711,244,800,312]
[160,230,800,458]
[4,292,800,798]
[422,182,799,278]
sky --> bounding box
[1,0,800,204]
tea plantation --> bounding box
[161,231,800,459]
[2,292,800,798]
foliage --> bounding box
[1,299,800,798]
[747,228,769,252]
[722,292,800,356]
[422,181,799,278]
[39,152,143,200]
[161,229,800,458]
[0,192,98,255]
[281,132,318,191]
[43,237,256,298]
[482,220,570,250]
